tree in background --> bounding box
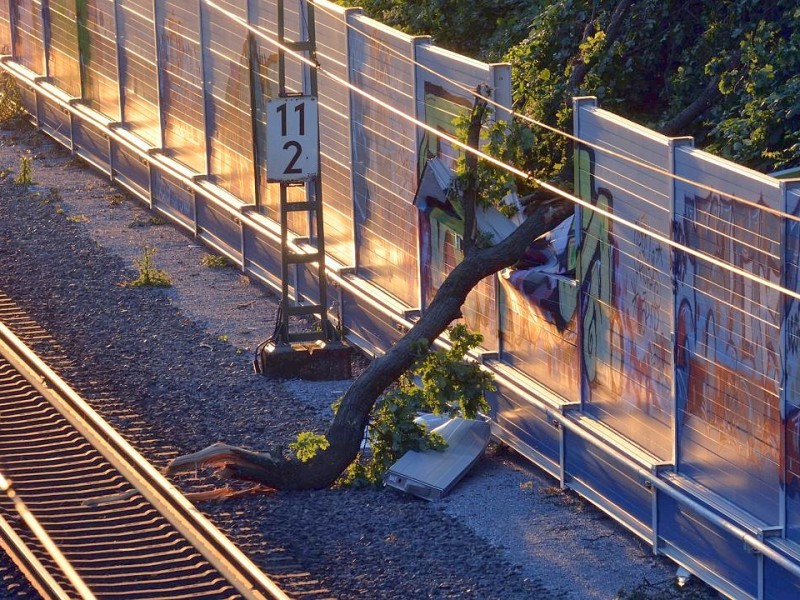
[346,0,800,176]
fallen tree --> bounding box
[167,95,573,490]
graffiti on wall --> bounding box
[675,192,781,459]
[577,143,674,457]
[499,214,579,399]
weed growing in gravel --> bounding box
[66,214,89,223]
[63,154,86,169]
[0,168,11,180]
[0,73,23,124]
[128,214,167,228]
[290,432,330,462]
[107,193,126,207]
[15,154,34,185]
[201,254,231,269]
[55,206,65,215]
[124,245,172,288]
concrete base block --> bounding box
[256,341,353,381]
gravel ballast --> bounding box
[0,122,716,599]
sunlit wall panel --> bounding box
[674,150,783,525]
[250,0,305,222]
[347,14,417,307]
[0,1,10,54]
[202,0,255,203]
[415,44,511,348]
[575,101,674,461]
[314,0,355,266]
[12,0,45,74]
[78,0,120,119]
[785,185,800,543]
[117,0,160,146]
[45,0,80,96]
[158,0,205,173]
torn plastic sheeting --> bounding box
[384,418,490,501]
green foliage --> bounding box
[15,154,34,185]
[338,0,543,59]
[0,73,24,124]
[290,432,330,462]
[352,0,800,175]
[342,325,494,487]
[124,245,172,288]
[201,254,231,269]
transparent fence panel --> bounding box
[117,0,160,146]
[314,0,355,266]
[785,185,800,543]
[348,14,417,307]
[415,44,510,347]
[12,0,45,74]
[0,0,10,53]
[250,0,305,222]
[79,0,120,120]
[201,0,255,203]
[674,151,783,525]
[158,0,205,173]
[47,0,80,97]
[575,102,674,461]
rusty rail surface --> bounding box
[0,295,289,600]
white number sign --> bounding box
[266,96,319,182]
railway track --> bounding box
[0,295,290,599]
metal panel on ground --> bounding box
[385,418,490,501]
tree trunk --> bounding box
[660,74,720,136]
[167,196,573,489]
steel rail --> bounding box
[0,319,289,600]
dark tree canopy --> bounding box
[346,0,800,176]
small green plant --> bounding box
[66,214,88,223]
[0,168,11,180]
[201,254,230,269]
[0,73,24,124]
[44,187,61,203]
[290,432,330,462]
[55,206,65,215]
[15,154,34,185]
[217,334,229,342]
[340,324,495,487]
[107,193,126,207]
[124,245,172,288]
